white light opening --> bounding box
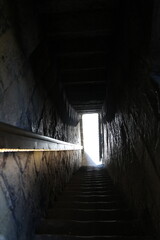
[82,113,101,165]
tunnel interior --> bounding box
[0,0,160,239]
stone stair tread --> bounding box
[63,190,117,194]
[53,201,125,209]
[66,184,115,188]
[62,191,117,194]
[57,195,121,202]
[82,180,111,181]
[64,189,114,193]
[35,166,154,240]
[67,183,114,186]
[66,186,111,189]
[35,235,154,240]
[47,208,130,213]
[37,219,146,236]
[70,176,111,179]
[46,208,135,220]
[59,194,119,197]
[65,188,117,192]
[68,182,115,188]
[69,180,113,184]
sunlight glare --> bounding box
[82,113,101,165]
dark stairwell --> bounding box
[0,0,160,239]
[35,166,155,240]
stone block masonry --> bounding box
[0,150,81,240]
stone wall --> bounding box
[0,21,81,239]
[0,150,81,240]
[102,0,160,236]
[0,2,82,240]
[103,80,160,236]
[0,0,80,140]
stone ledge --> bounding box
[0,122,83,151]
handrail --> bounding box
[0,122,83,152]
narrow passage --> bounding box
[35,166,154,240]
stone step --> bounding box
[36,219,146,236]
[81,178,111,181]
[35,166,154,240]
[68,184,114,188]
[63,190,116,194]
[68,181,113,185]
[35,235,154,240]
[71,175,110,179]
[67,175,111,180]
[81,175,110,178]
[65,186,115,191]
[57,195,121,202]
[53,200,125,209]
[46,208,135,221]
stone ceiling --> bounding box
[37,0,118,113]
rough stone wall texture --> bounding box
[103,81,160,235]
[0,2,82,240]
[151,0,160,88]
[0,150,81,240]
[102,0,160,235]
[0,0,80,142]
[0,23,81,238]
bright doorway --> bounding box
[82,113,101,165]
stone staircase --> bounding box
[35,166,155,240]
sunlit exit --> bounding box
[82,113,101,165]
